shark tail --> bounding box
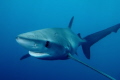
[82,23,120,59]
[68,54,116,80]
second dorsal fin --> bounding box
[77,33,82,38]
[68,16,74,29]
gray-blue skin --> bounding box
[16,16,120,80]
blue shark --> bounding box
[16,16,120,80]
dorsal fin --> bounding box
[77,33,82,38]
[77,33,86,43]
[68,16,74,29]
[68,53,116,80]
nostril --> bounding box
[16,37,19,39]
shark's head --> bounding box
[16,29,70,60]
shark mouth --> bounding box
[29,51,50,58]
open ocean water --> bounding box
[0,0,120,80]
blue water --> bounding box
[0,0,120,80]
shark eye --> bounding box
[45,41,50,48]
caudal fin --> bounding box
[82,23,120,59]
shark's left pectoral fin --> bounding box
[68,53,116,80]
[20,54,30,60]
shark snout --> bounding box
[16,36,24,42]
[16,36,20,42]
[16,36,24,44]
[16,36,20,40]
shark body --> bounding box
[16,17,120,80]
[17,27,85,60]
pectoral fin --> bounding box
[68,53,116,80]
[20,54,30,60]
